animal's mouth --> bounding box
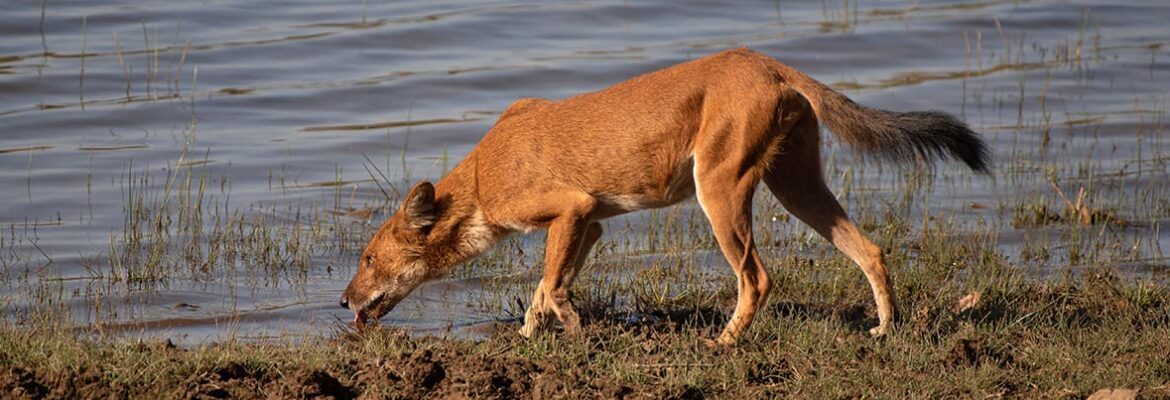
[353,292,395,329]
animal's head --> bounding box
[340,182,440,327]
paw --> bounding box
[868,324,890,337]
[518,322,539,338]
[706,333,737,347]
[519,308,548,338]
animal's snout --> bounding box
[339,295,350,309]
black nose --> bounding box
[339,295,349,309]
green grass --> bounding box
[3,236,1169,398]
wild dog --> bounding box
[340,48,989,345]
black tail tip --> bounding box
[953,126,992,174]
[961,139,992,174]
[916,110,992,174]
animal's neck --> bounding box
[424,156,508,273]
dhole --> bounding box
[341,48,989,345]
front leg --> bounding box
[518,200,600,337]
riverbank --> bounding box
[5,257,1168,399]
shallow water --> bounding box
[2,0,1168,343]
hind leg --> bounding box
[692,157,773,345]
[764,123,898,336]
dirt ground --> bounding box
[1,325,717,400]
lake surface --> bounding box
[2,0,1168,343]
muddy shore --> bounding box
[5,265,1169,399]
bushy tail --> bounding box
[775,63,991,173]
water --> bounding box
[2,0,1168,343]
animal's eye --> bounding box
[364,255,375,265]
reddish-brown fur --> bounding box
[341,48,988,344]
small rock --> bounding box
[1087,388,1137,400]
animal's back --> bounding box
[475,50,787,212]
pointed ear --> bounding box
[400,181,437,231]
